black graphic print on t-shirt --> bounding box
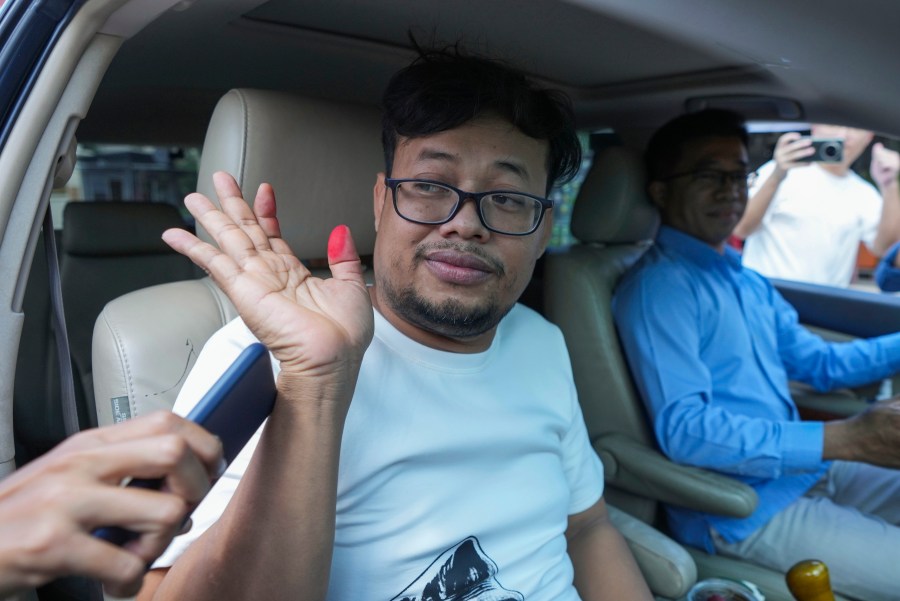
[391,536,524,601]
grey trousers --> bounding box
[712,461,900,601]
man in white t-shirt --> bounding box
[733,124,900,287]
[135,48,652,601]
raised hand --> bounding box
[162,171,374,377]
[0,413,223,598]
[870,142,900,190]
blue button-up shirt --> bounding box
[612,226,900,551]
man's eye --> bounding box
[694,170,721,182]
[491,194,528,209]
[410,182,450,196]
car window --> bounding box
[741,121,900,295]
[50,143,200,229]
[547,130,620,251]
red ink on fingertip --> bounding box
[328,225,349,260]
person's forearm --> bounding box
[141,372,353,601]
[569,515,652,601]
[871,181,900,256]
[733,169,784,239]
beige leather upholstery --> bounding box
[93,278,236,425]
[544,146,854,601]
[194,88,381,261]
[93,90,381,425]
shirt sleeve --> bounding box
[875,241,900,292]
[771,283,900,389]
[556,338,605,515]
[613,263,823,479]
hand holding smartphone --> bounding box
[93,342,276,546]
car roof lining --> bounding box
[73,0,900,144]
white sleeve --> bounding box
[554,336,604,515]
[171,317,261,417]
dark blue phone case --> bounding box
[93,342,276,546]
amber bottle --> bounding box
[786,559,836,601]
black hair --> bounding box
[381,43,581,195]
[645,109,749,181]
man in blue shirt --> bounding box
[613,109,900,601]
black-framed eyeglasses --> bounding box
[661,169,758,189]
[384,178,554,236]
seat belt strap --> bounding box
[42,206,79,436]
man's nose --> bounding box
[440,196,489,238]
[718,175,747,196]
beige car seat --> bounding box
[93,89,698,600]
[543,145,852,601]
[14,202,197,464]
[62,201,199,421]
[93,89,382,425]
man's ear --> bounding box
[647,181,667,210]
[373,173,387,232]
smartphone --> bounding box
[93,342,276,546]
[798,137,844,163]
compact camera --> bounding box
[798,137,844,163]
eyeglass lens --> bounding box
[692,170,756,188]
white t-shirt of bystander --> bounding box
[742,160,882,287]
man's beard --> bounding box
[380,242,517,339]
[381,279,512,339]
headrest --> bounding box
[570,146,660,245]
[195,89,383,260]
[62,202,187,256]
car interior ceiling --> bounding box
[79,0,900,145]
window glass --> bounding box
[546,130,621,251]
[50,143,201,229]
[743,122,900,294]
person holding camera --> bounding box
[732,124,900,287]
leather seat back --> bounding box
[93,89,382,425]
[62,201,200,418]
[544,145,660,520]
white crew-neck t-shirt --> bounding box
[743,161,882,287]
[155,304,604,601]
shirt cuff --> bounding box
[781,420,825,471]
[877,331,900,371]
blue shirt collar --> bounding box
[656,225,743,273]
